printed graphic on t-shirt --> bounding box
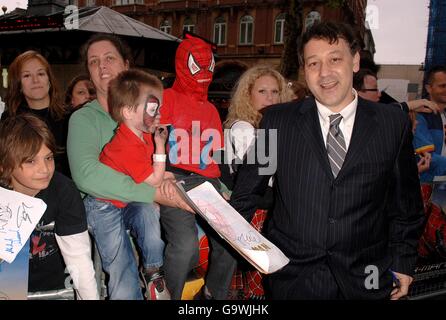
[30,222,58,262]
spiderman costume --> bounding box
[161,33,223,178]
[158,34,237,300]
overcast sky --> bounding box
[4,0,431,66]
[368,0,430,65]
[2,0,26,11]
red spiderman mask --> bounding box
[172,34,215,101]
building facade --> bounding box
[72,0,370,71]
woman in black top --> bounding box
[2,50,71,177]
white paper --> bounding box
[378,78,410,102]
[0,187,47,263]
[180,181,289,274]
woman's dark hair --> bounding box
[64,74,95,107]
[81,33,133,72]
[5,50,65,120]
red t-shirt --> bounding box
[99,123,154,208]
[160,88,223,178]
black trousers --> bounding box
[160,173,237,299]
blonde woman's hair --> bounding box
[224,65,293,129]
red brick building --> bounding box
[73,0,371,70]
[69,0,372,113]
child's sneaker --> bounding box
[141,270,171,300]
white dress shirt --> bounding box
[316,90,358,150]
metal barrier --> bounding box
[27,288,75,300]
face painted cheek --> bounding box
[145,101,159,117]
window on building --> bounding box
[213,16,227,46]
[86,0,95,5]
[305,11,321,31]
[183,17,195,34]
[160,19,172,34]
[274,13,286,44]
[115,0,143,5]
[239,15,254,45]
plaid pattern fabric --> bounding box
[228,209,268,300]
[417,183,446,260]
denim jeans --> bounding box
[84,196,164,300]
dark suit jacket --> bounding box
[229,97,425,299]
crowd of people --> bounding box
[1,20,444,300]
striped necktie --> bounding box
[326,114,346,178]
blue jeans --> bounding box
[84,196,164,300]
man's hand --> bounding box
[407,99,440,113]
[390,271,413,300]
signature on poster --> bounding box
[237,231,261,246]
[0,203,12,233]
[0,202,33,233]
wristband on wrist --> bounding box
[153,154,167,162]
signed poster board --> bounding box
[0,187,47,300]
[176,181,289,274]
[0,239,30,300]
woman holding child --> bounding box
[67,34,188,300]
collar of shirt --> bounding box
[118,122,152,146]
[316,89,358,150]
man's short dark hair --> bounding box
[425,65,446,85]
[353,68,377,91]
[299,21,361,66]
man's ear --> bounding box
[425,83,432,97]
[352,51,360,73]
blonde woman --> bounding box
[223,65,293,299]
[224,65,293,180]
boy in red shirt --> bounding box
[96,69,170,300]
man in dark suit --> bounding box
[229,22,425,300]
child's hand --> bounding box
[154,125,168,145]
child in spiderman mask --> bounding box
[159,33,237,299]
